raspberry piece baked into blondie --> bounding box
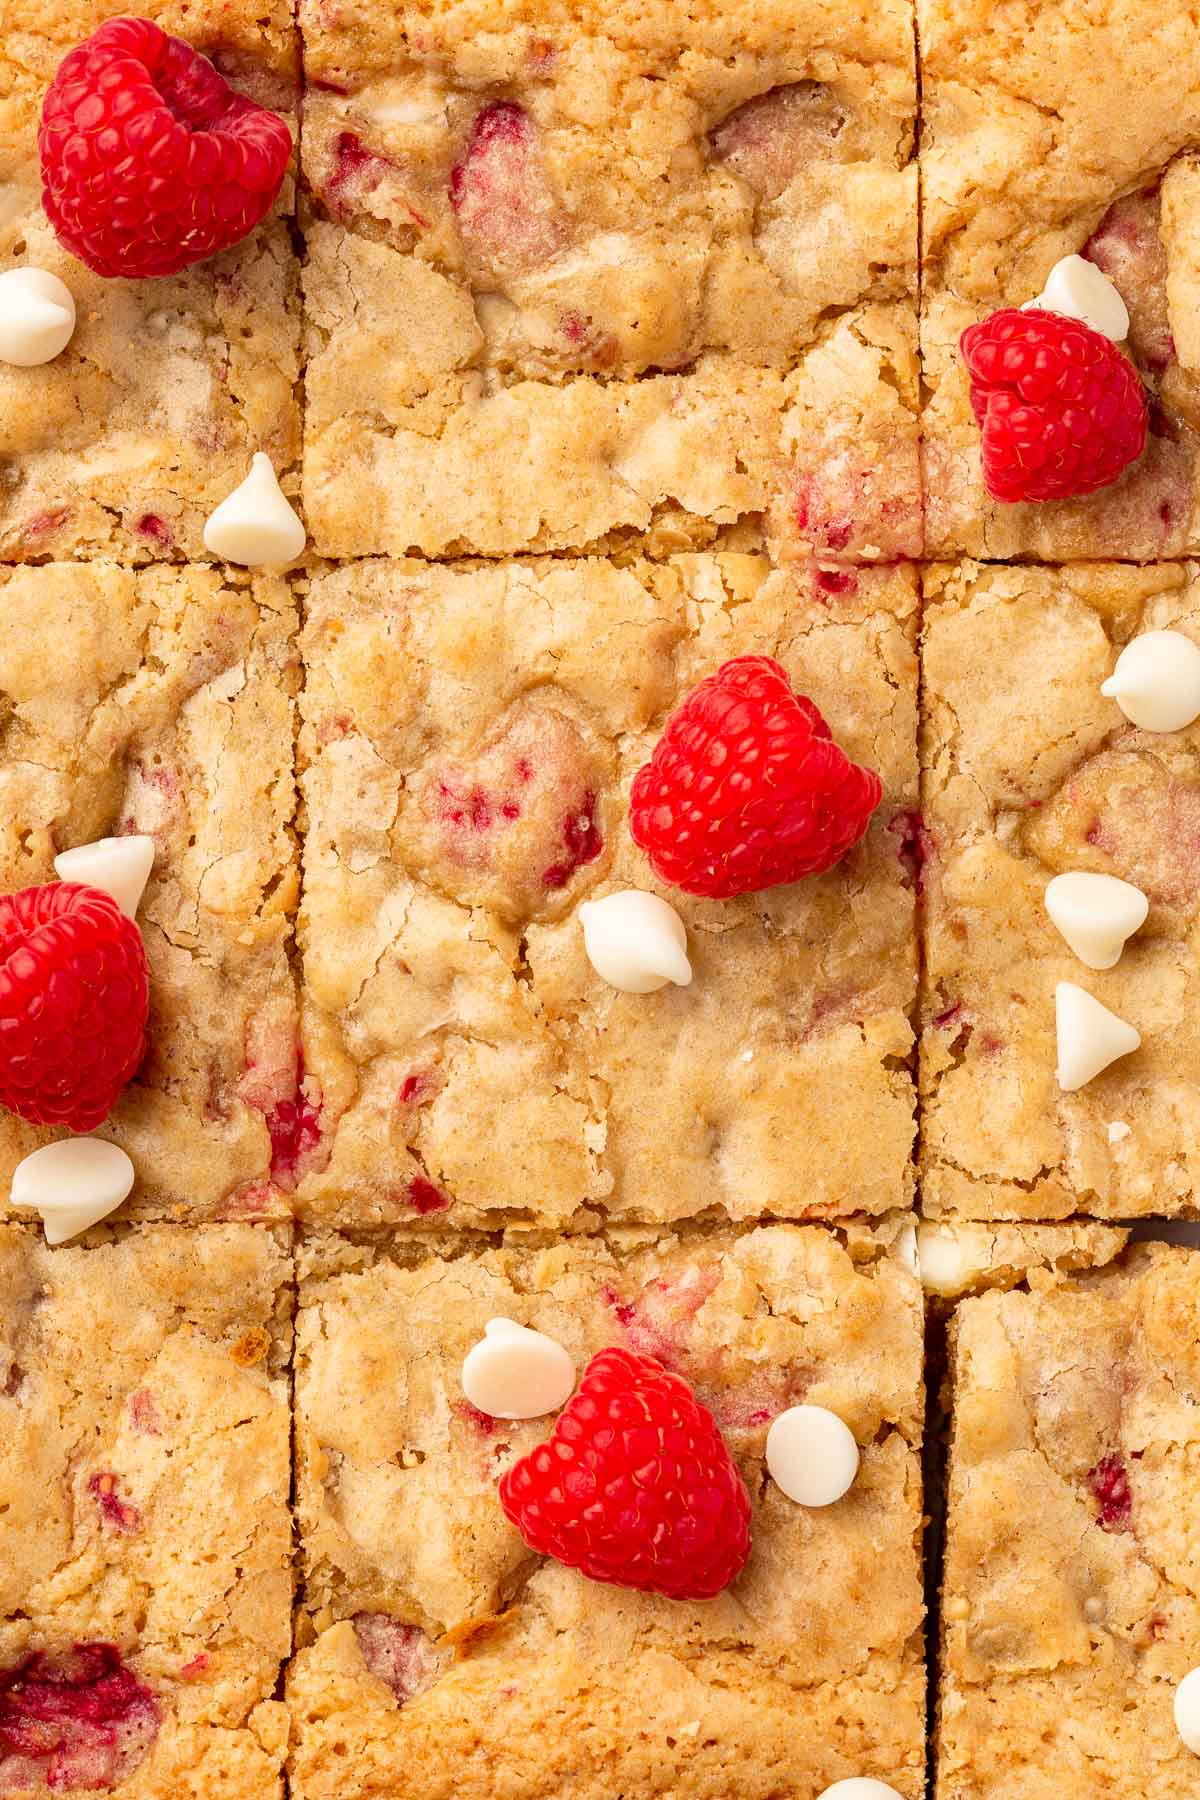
[298,0,919,563]
[920,0,1200,558]
[288,1222,925,1800]
[0,1224,293,1796]
[937,1245,1200,1798]
[0,2,300,563]
[0,562,300,1224]
[921,560,1200,1219]
[296,554,918,1230]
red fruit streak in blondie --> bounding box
[135,514,173,548]
[352,1615,443,1704]
[542,793,602,889]
[0,1645,159,1790]
[454,1400,501,1437]
[88,1473,141,1533]
[128,1389,163,1436]
[407,1177,450,1215]
[25,507,70,540]
[264,1065,322,1188]
[327,131,430,228]
[1088,1454,1132,1532]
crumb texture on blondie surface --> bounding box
[919,0,1200,558]
[296,554,917,1231]
[0,562,301,1225]
[298,0,918,561]
[921,560,1200,1220]
[938,1245,1200,1798]
[0,1223,293,1797]
[0,1,300,565]
[916,1219,1130,1301]
[288,1222,925,1800]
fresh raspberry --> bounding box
[960,308,1148,503]
[629,655,882,899]
[498,1346,752,1601]
[0,882,149,1131]
[39,18,292,279]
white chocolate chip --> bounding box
[461,1318,576,1420]
[816,1781,905,1800]
[11,1139,135,1244]
[371,99,446,126]
[765,1404,860,1508]
[0,267,76,366]
[915,1223,974,1297]
[1025,254,1130,341]
[54,835,155,920]
[1107,1119,1131,1144]
[894,1220,919,1278]
[203,453,306,567]
[1175,1667,1200,1754]
[579,890,692,994]
[1044,871,1148,970]
[1055,982,1141,1092]
[1101,630,1200,732]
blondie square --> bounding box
[288,1221,926,1800]
[295,553,918,1231]
[0,561,301,1224]
[921,560,1200,1220]
[0,1223,293,1796]
[920,0,1200,559]
[937,1245,1200,1798]
[0,1,301,564]
[299,0,919,564]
